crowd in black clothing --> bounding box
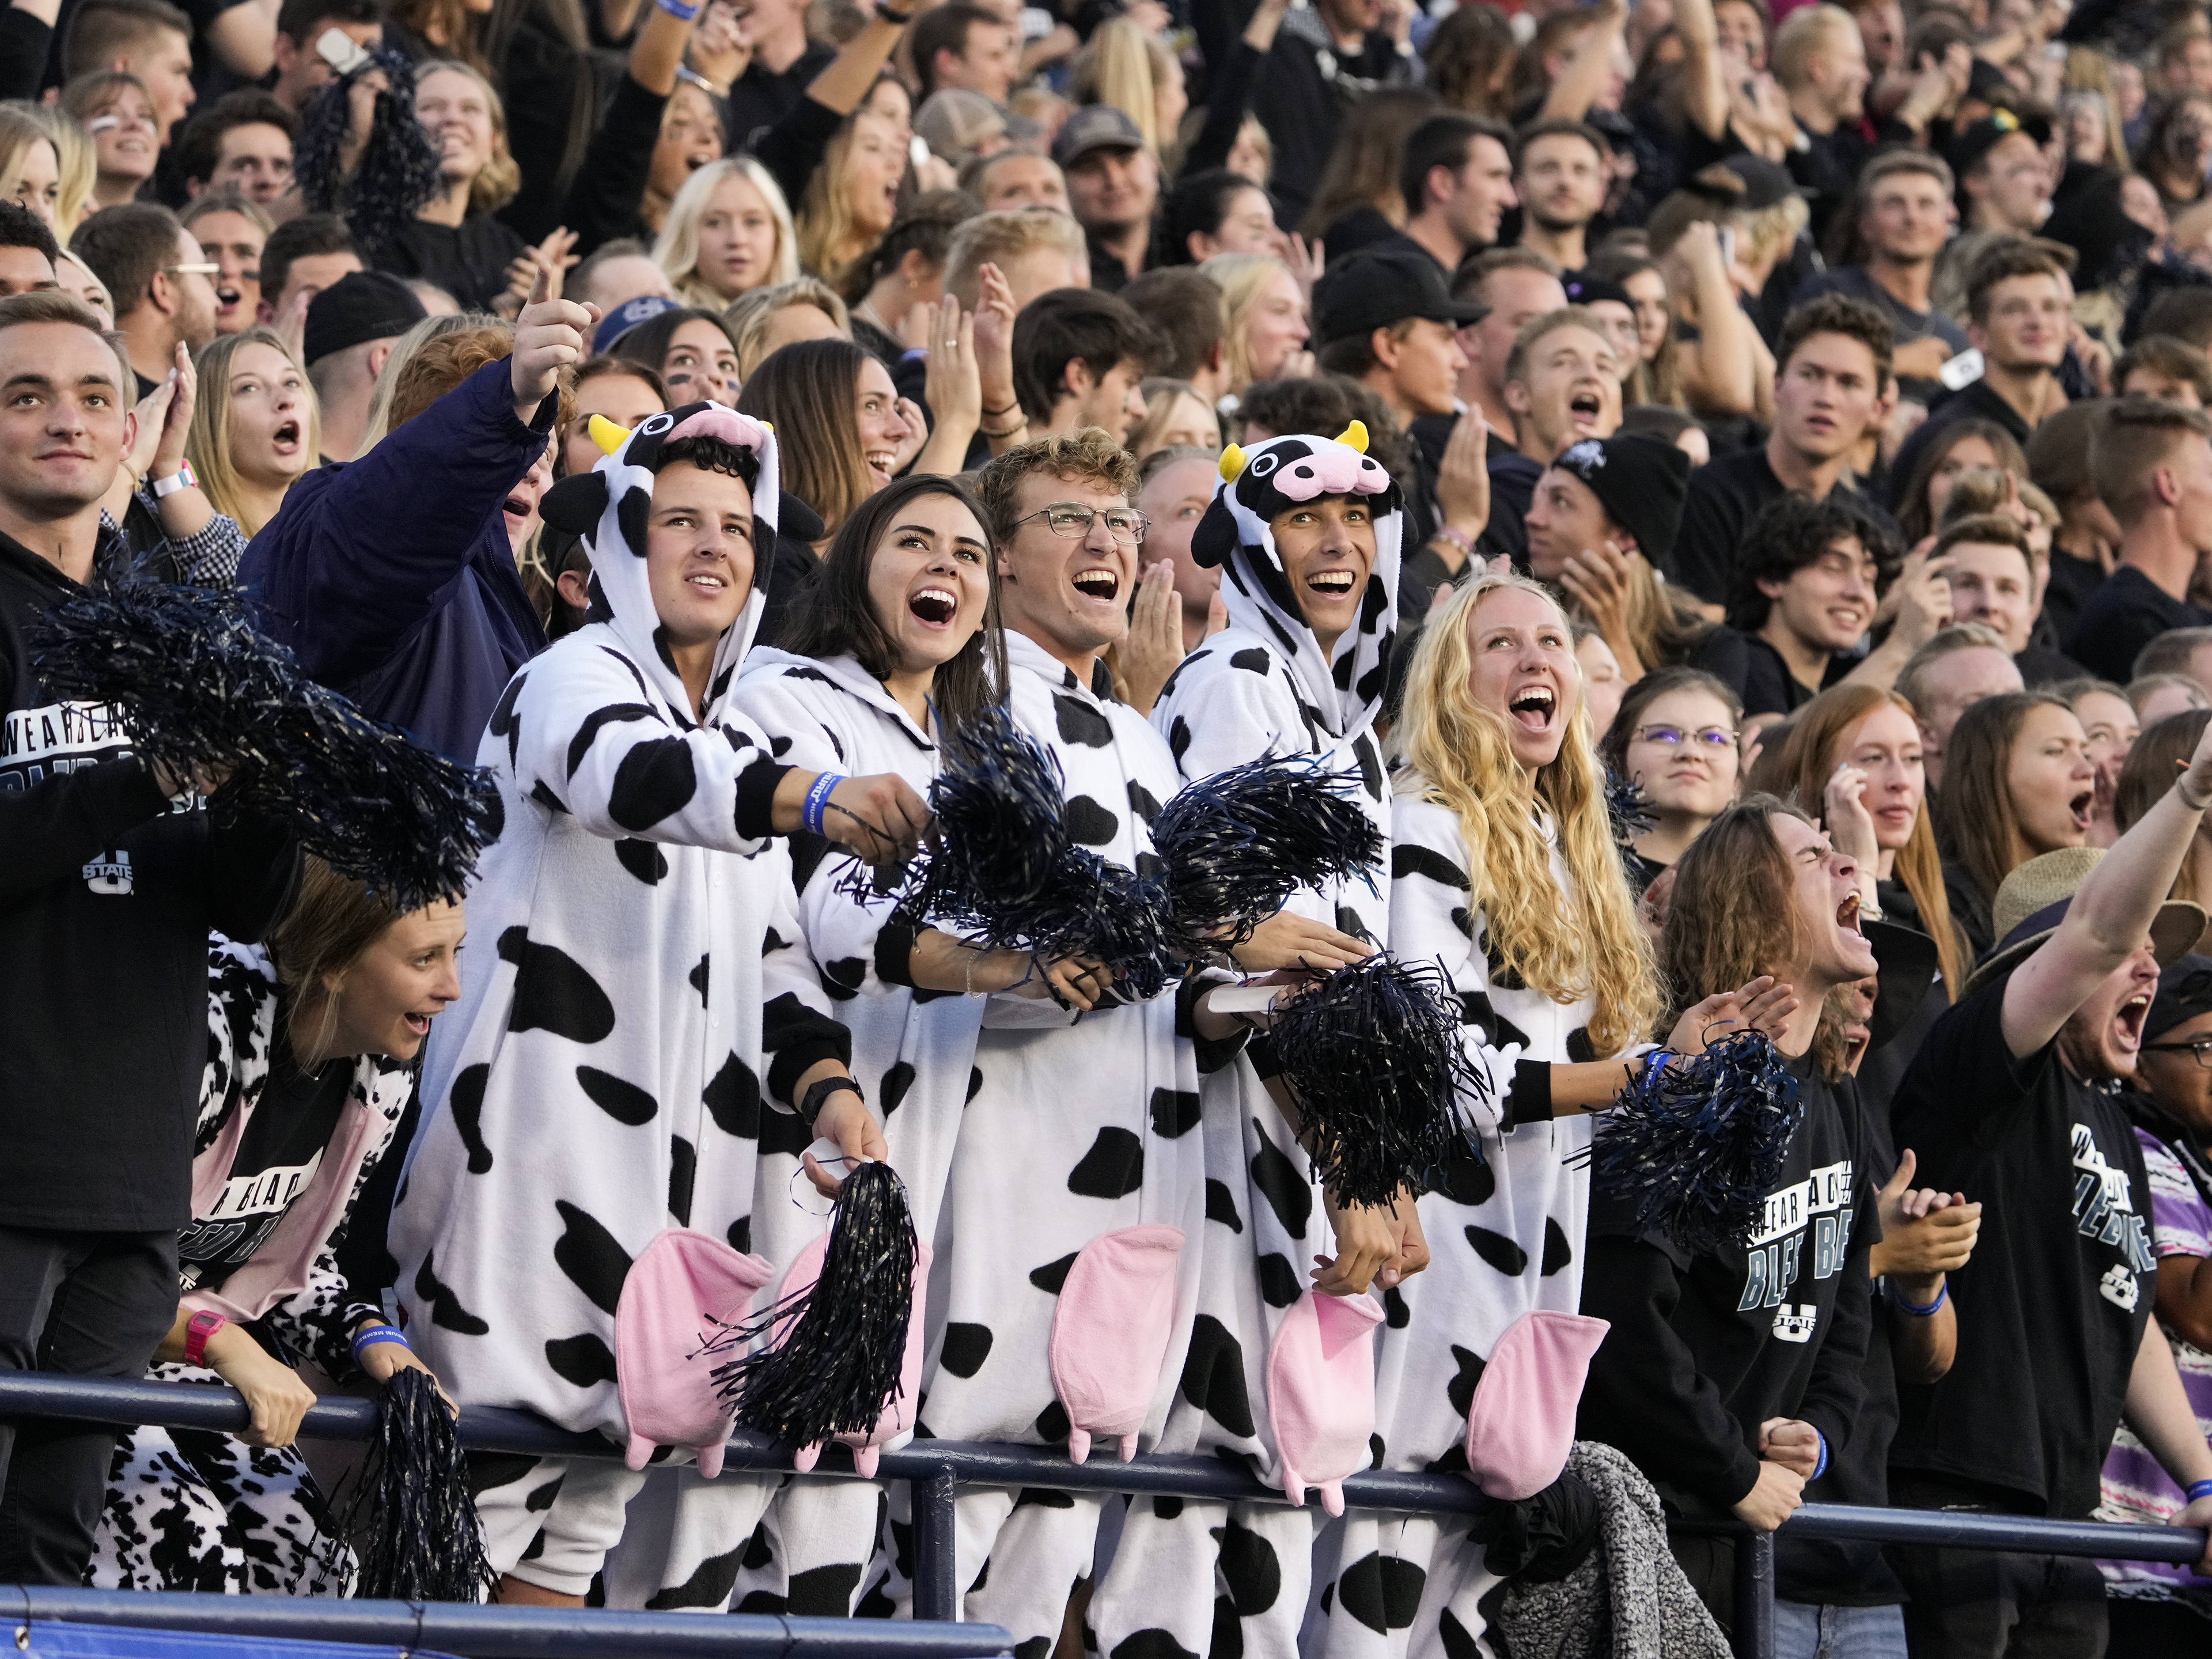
[19,0,2212,1649]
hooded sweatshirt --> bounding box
[0,524,297,1232]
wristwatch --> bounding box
[183,1308,226,1367]
[151,460,199,499]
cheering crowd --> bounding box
[22,0,2212,1650]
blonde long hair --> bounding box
[186,327,323,536]
[1071,19,1175,161]
[1393,572,1660,1056]
[656,157,800,309]
[413,60,522,215]
[1199,251,1294,393]
[38,106,95,243]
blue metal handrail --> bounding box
[1,1370,2203,1659]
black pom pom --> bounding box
[1148,755,1382,958]
[338,1366,495,1603]
[31,584,497,908]
[1605,770,1656,844]
[710,1160,918,1450]
[292,48,443,259]
[1588,1031,1804,1255]
[1263,955,1480,1207]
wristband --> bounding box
[1891,1279,1946,1316]
[1430,525,1475,562]
[351,1323,410,1364]
[802,772,842,835]
[2188,1479,2212,1503]
[184,1309,226,1368]
[799,1074,863,1127]
[1810,1430,1829,1482]
[658,0,702,17]
[150,460,198,499]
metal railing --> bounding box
[0,1371,2203,1659]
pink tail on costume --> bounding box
[1266,1289,1385,1517]
[1048,1225,1186,1463]
[613,1228,776,1476]
[768,1235,934,1476]
[1461,1310,1611,1499]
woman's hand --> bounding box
[1283,233,1324,302]
[801,1081,891,1196]
[205,1325,318,1449]
[1004,953,1112,1011]
[972,263,1023,450]
[1230,910,1373,973]
[1821,761,1881,880]
[1665,974,1798,1055]
[354,1328,460,1417]
[498,227,580,321]
[775,769,932,862]
[912,297,980,475]
[1432,406,1490,558]
[148,339,196,480]
[1557,539,1641,673]
[1275,347,1316,381]
[889,396,931,475]
[1314,1187,1429,1296]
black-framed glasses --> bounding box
[2144,1035,2212,1069]
[1013,502,1150,544]
[1632,724,1737,750]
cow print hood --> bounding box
[1187,422,1401,740]
[539,400,781,725]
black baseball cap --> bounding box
[1052,104,1144,169]
[1949,106,2053,180]
[1313,251,1488,347]
[303,270,426,366]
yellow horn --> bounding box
[1334,419,1369,453]
[588,414,628,456]
[1218,442,1247,482]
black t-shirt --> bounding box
[1475,451,1542,570]
[1670,446,1892,608]
[1691,623,1853,717]
[179,1048,351,1294]
[1578,1054,1877,1519]
[2040,548,2107,649]
[1889,970,2159,1517]
[1777,1082,1906,1607]
[375,214,528,313]
[724,40,836,151]
[2065,565,2212,683]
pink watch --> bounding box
[183,1309,226,1368]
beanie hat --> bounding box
[1548,432,1690,570]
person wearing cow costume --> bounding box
[389,403,931,1607]
[859,429,1286,1647]
[1097,423,1424,1659]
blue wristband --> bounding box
[657,0,701,17]
[2188,1479,2212,1503]
[1891,1279,1946,1316]
[351,1323,409,1363]
[1810,1429,1829,1483]
[803,772,842,835]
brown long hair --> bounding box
[265,858,403,1070]
[778,474,1008,741]
[2118,708,2212,906]
[1299,88,1438,239]
[1662,796,1847,1077]
[735,338,874,540]
[1763,683,1967,1000]
[1932,690,2075,918]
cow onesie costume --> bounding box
[89,937,414,1595]
[1313,627,1626,1658]
[1096,427,1402,1659]
[390,405,855,1598]
[862,627,1243,1649]
[600,645,993,1616]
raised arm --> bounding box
[1540,0,1630,123]
[2001,717,2212,1059]
[1670,0,1732,142]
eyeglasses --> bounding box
[1013,503,1150,544]
[1632,724,1738,749]
[2143,1034,2212,1069]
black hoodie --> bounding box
[0,526,297,1233]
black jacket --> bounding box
[0,525,297,1232]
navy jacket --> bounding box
[240,360,552,762]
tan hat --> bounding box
[1961,846,2207,996]
[915,90,1007,168]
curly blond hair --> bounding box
[1392,571,1659,1056]
[975,427,1139,544]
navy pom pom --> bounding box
[1605,770,1656,844]
[292,47,444,259]
[31,584,497,908]
[1149,755,1383,958]
[711,1161,918,1450]
[338,1366,495,1602]
[1588,1031,1804,1255]
[1263,955,1479,1207]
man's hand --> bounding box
[1230,910,1374,972]
[510,256,597,422]
[1433,406,1490,558]
[1870,1148,1980,1285]
[1110,559,1184,716]
[1758,1417,1823,1478]
[1665,975,1798,1054]
[1731,1459,1806,1531]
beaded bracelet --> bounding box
[351,1323,410,1363]
[1891,1281,1946,1317]
[803,772,843,835]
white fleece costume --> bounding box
[1097,429,1403,1659]
[864,631,1241,1651]
[603,648,989,1617]
[391,405,850,1599]
[1311,787,1603,1659]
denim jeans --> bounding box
[1775,1599,1911,1659]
